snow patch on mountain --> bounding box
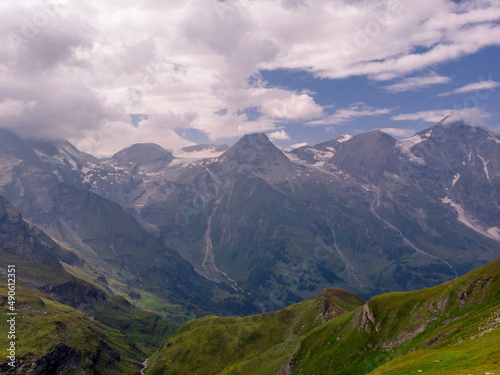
[441,197,452,204]
[396,135,427,165]
[441,196,499,241]
[67,157,78,170]
[477,154,490,180]
[487,227,500,241]
[284,152,301,163]
[306,148,335,166]
[336,134,353,143]
[488,135,500,144]
[452,173,460,187]
[285,147,335,167]
[171,147,227,166]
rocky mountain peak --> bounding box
[30,139,99,167]
[110,143,174,165]
[0,128,44,167]
[420,120,500,144]
[221,133,292,167]
[327,129,400,181]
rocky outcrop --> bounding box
[28,344,83,375]
[41,280,108,313]
[425,332,445,348]
[278,344,300,375]
[361,302,376,333]
[320,290,344,323]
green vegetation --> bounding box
[369,328,500,374]
[146,288,364,375]
[0,249,176,361]
[62,259,195,323]
[0,282,144,374]
[146,258,500,374]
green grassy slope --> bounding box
[146,258,500,375]
[0,194,179,373]
[0,282,144,374]
[145,288,364,375]
[369,329,500,374]
[289,258,500,374]
[0,249,176,354]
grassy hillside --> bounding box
[290,257,500,374]
[0,282,144,374]
[0,249,176,354]
[0,249,178,373]
[145,288,364,375]
[0,194,180,373]
[146,258,500,374]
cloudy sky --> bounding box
[1,0,500,156]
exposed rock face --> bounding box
[328,130,402,183]
[41,280,108,312]
[361,302,376,333]
[320,291,343,323]
[425,332,445,348]
[0,195,80,268]
[27,344,83,375]
[279,357,298,375]
[13,341,123,375]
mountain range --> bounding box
[0,119,499,373]
[2,120,498,309]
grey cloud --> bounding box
[120,38,157,74]
[181,1,251,56]
[1,0,499,154]
[281,0,307,10]
[1,5,96,74]
[16,28,94,72]
[0,80,121,141]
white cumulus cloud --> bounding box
[379,127,416,138]
[382,73,451,93]
[309,103,393,126]
[267,130,291,141]
[392,108,492,124]
[1,1,499,155]
[437,80,500,96]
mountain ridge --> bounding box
[1,121,499,311]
